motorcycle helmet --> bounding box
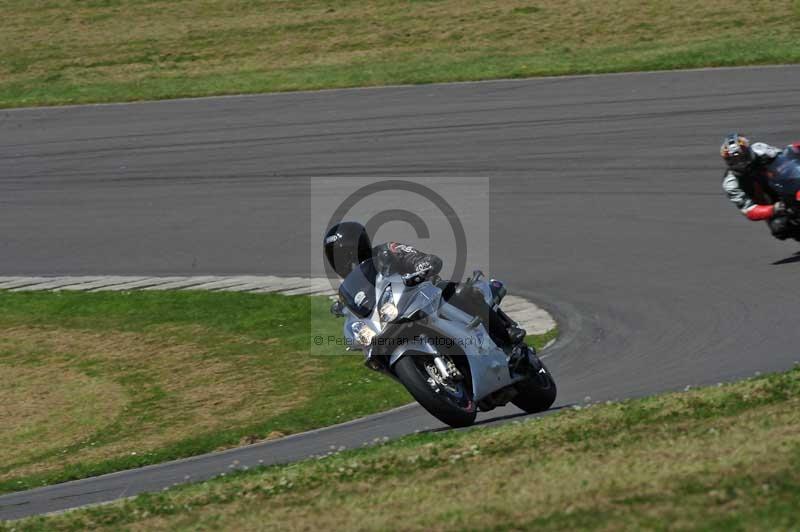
[721,133,754,172]
[324,221,372,278]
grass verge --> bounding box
[2,0,800,108]
[8,366,800,530]
[0,289,410,494]
[0,289,555,494]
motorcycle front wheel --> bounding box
[511,356,557,414]
[394,353,477,428]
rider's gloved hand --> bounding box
[774,202,789,217]
[330,299,345,317]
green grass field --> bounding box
[0,290,413,494]
[2,0,799,108]
[0,289,555,494]
[9,366,800,530]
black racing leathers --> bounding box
[373,242,443,278]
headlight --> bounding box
[379,302,398,323]
[351,321,376,346]
[378,285,398,324]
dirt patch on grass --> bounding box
[0,365,126,469]
[0,325,321,481]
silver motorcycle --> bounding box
[331,260,556,427]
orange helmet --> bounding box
[720,133,754,172]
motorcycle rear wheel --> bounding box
[394,354,477,428]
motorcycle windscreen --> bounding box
[338,258,378,318]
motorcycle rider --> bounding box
[721,133,800,240]
[323,221,526,350]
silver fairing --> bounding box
[342,272,522,403]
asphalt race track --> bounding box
[2,65,800,520]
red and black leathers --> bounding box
[721,142,800,240]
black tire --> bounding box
[511,360,557,414]
[394,354,477,428]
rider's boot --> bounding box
[508,343,531,373]
[507,326,526,346]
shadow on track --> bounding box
[422,403,575,434]
[772,251,800,265]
